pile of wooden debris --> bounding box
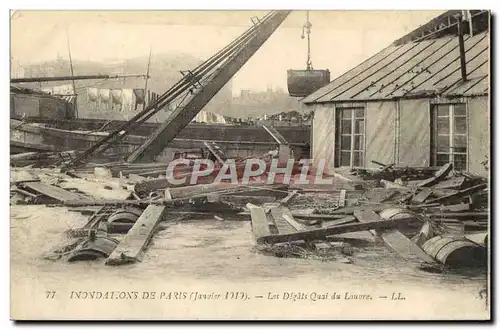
[10,160,488,273]
[247,162,488,272]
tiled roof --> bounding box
[302,31,489,103]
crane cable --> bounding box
[301,11,313,70]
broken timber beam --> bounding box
[17,181,88,202]
[353,210,436,264]
[321,216,357,228]
[380,179,413,191]
[280,190,298,205]
[411,188,433,204]
[247,203,272,243]
[424,183,488,205]
[262,124,290,163]
[203,141,227,163]
[262,125,289,145]
[105,205,167,266]
[256,216,418,245]
[431,176,466,190]
[417,163,453,187]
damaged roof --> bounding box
[10,85,75,103]
[303,29,489,104]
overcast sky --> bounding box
[10,10,443,94]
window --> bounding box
[336,107,365,167]
[431,103,467,171]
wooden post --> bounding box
[105,204,167,266]
[457,13,467,82]
[66,28,78,118]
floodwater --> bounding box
[10,169,490,320]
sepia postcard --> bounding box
[9,9,490,320]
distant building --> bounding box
[10,85,76,120]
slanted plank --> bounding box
[262,125,288,145]
[279,207,305,231]
[319,203,399,215]
[431,176,466,190]
[363,188,400,203]
[280,190,298,205]
[431,189,459,197]
[105,205,167,266]
[380,179,413,191]
[428,211,488,220]
[203,141,227,164]
[270,207,297,234]
[292,213,347,220]
[425,183,488,205]
[411,188,433,204]
[19,181,88,202]
[353,210,435,264]
[247,203,271,241]
[321,215,357,228]
[417,163,453,187]
[423,203,471,212]
[257,216,418,244]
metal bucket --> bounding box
[379,208,424,237]
[422,235,487,268]
[287,69,330,97]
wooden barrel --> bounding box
[422,235,487,268]
[379,208,424,237]
[68,236,120,262]
[287,69,330,97]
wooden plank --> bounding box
[279,207,305,231]
[411,188,433,204]
[380,179,413,191]
[64,199,152,207]
[105,205,167,266]
[363,188,400,203]
[292,213,348,220]
[321,215,357,228]
[417,163,453,187]
[338,189,346,207]
[423,203,471,212]
[168,183,287,199]
[280,190,298,205]
[203,141,227,163]
[353,210,436,264]
[318,203,400,215]
[247,203,271,241]
[431,176,466,190]
[270,208,297,234]
[425,183,488,205]
[257,216,418,244]
[428,211,488,220]
[19,181,88,202]
[371,160,387,167]
[262,125,289,145]
[431,189,459,197]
